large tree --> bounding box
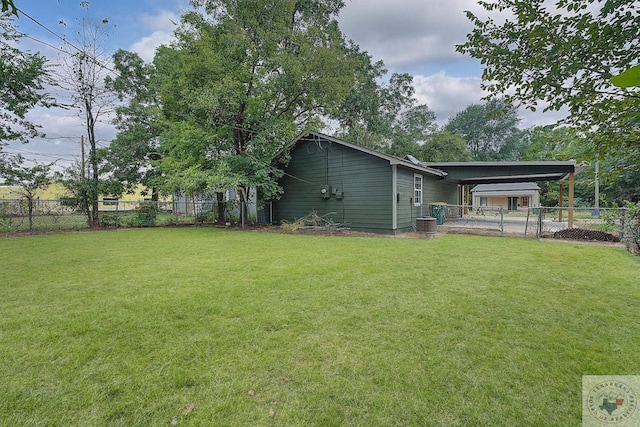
[1,13,55,223]
[103,49,163,200]
[57,8,116,227]
[380,103,439,157]
[417,130,472,162]
[333,50,417,149]
[445,99,522,160]
[457,0,639,161]
[148,0,366,221]
[0,14,54,145]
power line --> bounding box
[41,135,83,140]
[16,7,120,76]
[16,7,84,54]
[23,34,69,56]
[2,149,78,161]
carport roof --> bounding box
[415,161,584,184]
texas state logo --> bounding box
[583,376,640,426]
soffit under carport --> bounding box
[458,173,568,184]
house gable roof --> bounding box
[289,133,447,178]
[471,182,541,192]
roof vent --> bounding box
[405,154,420,165]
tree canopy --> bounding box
[444,99,522,160]
[456,0,639,162]
[1,0,16,16]
[103,49,163,199]
[0,14,54,145]
[382,104,439,157]
[333,51,417,149]
[417,131,472,162]
[109,0,381,218]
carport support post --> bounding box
[558,182,563,222]
[465,185,470,215]
[568,172,575,228]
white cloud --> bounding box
[412,72,486,124]
[339,0,486,70]
[129,10,179,61]
[4,106,118,169]
[129,30,175,62]
[140,10,181,32]
[339,0,567,128]
[27,109,87,138]
[518,105,569,129]
[412,72,567,128]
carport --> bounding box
[419,161,584,228]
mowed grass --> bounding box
[1,228,639,426]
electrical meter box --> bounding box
[320,185,331,199]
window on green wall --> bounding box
[414,174,422,206]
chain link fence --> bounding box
[428,204,632,242]
[537,206,631,242]
[0,199,85,232]
[0,198,275,233]
[2,197,637,252]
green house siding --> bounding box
[425,180,459,206]
[274,138,393,232]
[273,133,460,233]
[396,167,421,230]
[394,168,457,230]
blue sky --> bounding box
[7,0,563,167]
[16,0,188,60]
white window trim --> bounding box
[414,174,422,206]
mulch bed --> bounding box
[553,228,620,242]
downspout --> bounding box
[410,196,413,228]
[392,165,397,231]
[325,144,329,187]
[568,172,575,228]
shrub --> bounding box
[600,203,621,233]
[99,213,118,228]
[0,202,13,232]
[622,202,640,255]
[131,203,161,227]
[153,212,175,227]
[196,209,217,224]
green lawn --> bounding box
[1,228,638,426]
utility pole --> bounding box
[81,135,85,179]
[595,160,600,213]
